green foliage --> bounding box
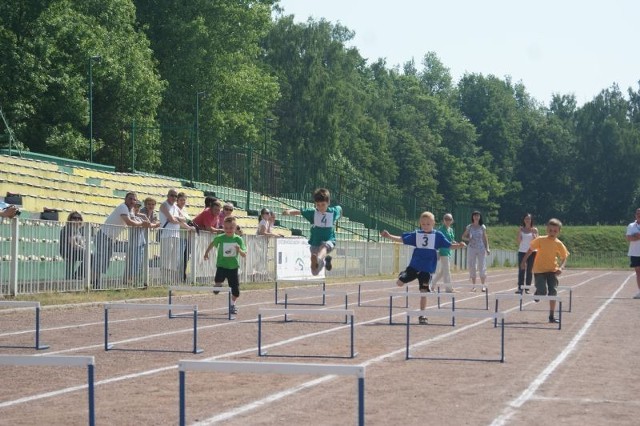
[489,225,628,253]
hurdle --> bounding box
[357,282,408,306]
[167,285,233,320]
[275,279,326,305]
[493,293,564,330]
[436,283,489,310]
[0,355,95,425]
[0,301,49,350]
[178,360,365,426]
[258,308,357,358]
[388,291,456,325]
[406,310,505,362]
[284,288,348,311]
[558,286,574,312]
[104,303,204,354]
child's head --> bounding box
[313,188,331,212]
[419,211,436,232]
[210,200,222,215]
[546,218,562,238]
[223,216,237,235]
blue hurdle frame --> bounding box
[388,291,456,325]
[104,303,204,354]
[0,301,49,350]
[275,280,326,305]
[494,294,564,330]
[179,360,365,426]
[258,308,357,358]
[167,286,233,320]
[0,355,95,425]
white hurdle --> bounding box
[493,293,565,330]
[257,308,357,358]
[437,283,490,310]
[167,285,233,320]
[388,291,456,325]
[0,301,49,350]
[178,360,365,426]
[275,279,326,305]
[284,288,349,311]
[104,303,204,354]
[405,310,506,362]
[0,355,96,425]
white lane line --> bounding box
[0,285,505,410]
[0,271,607,415]
[530,395,640,406]
[488,273,632,426]
[190,273,609,425]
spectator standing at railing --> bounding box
[158,189,194,283]
[92,192,150,289]
[218,203,235,228]
[431,213,459,293]
[139,197,160,228]
[59,211,86,280]
[626,208,640,299]
[123,200,148,285]
[257,208,283,237]
[176,192,194,282]
[193,199,223,234]
[0,203,19,219]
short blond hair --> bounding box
[420,211,435,221]
[223,215,237,224]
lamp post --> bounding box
[88,55,101,163]
[263,117,274,155]
[195,91,206,182]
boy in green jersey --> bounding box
[204,216,247,314]
[283,188,342,275]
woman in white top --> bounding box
[461,210,490,291]
[159,189,193,282]
[516,213,538,294]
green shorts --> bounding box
[534,272,558,296]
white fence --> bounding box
[0,217,522,296]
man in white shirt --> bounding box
[92,192,150,289]
[626,208,640,299]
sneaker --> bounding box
[311,254,319,271]
[471,286,477,292]
[418,316,428,325]
[634,292,640,299]
[481,286,487,293]
[230,305,238,315]
[548,316,559,324]
[325,255,333,271]
[525,288,530,294]
[213,282,222,295]
[515,288,523,294]
[445,287,456,293]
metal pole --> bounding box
[88,55,101,163]
[131,119,136,172]
[196,92,206,182]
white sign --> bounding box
[275,238,325,280]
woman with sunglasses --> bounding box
[59,212,86,280]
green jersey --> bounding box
[212,233,246,269]
[437,224,455,257]
[301,206,342,246]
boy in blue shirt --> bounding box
[381,211,465,324]
[283,188,342,275]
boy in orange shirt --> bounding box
[520,218,569,323]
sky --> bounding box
[276,0,640,106]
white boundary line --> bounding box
[488,272,632,426]
[0,271,608,418]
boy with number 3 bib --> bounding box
[283,188,342,275]
[204,216,247,316]
[381,211,465,324]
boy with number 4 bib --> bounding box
[283,188,342,275]
[204,216,247,315]
[381,212,465,324]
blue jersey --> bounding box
[402,230,452,273]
